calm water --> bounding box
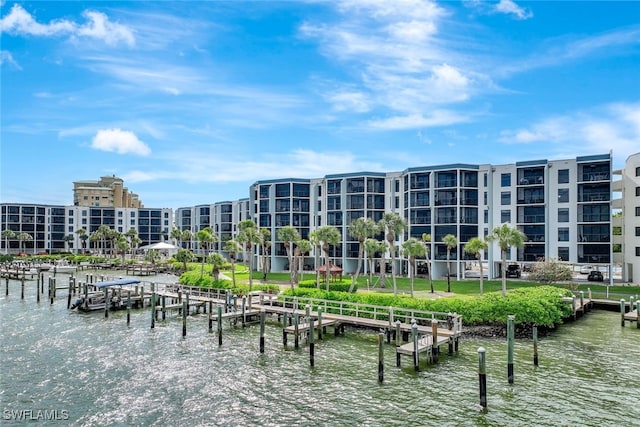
[1,272,639,426]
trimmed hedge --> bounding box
[298,279,356,293]
[282,286,574,327]
[179,269,280,295]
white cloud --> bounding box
[367,110,469,130]
[91,129,151,156]
[0,50,21,69]
[495,0,533,20]
[0,4,134,46]
[498,102,640,162]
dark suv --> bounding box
[505,264,521,278]
[587,270,603,282]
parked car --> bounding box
[587,270,604,282]
[580,265,594,274]
[505,264,521,278]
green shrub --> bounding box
[282,286,572,327]
[298,279,357,293]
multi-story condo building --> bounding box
[73,175,142,208]
[613,152,640,282]
[1,203,171,254]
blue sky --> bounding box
[1,1,639,209]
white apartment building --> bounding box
[613,152,640,282]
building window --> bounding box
[483,173,487,187]
[558,208,569,222]
[82,219,87,225]
[68,226,73,233]
[558,169,569,184]
[483,192,487,205]
[501,210,511,223]
[558,188,569,203]
[501,191,511,205]
[68,218,73,224]
[501,173,511,187]
[636,186,640,197]
[636,227,640,237]
[483,210,488,223]
[636,167,640,177]
[558,247,569,261]
[636,247,640,257]
[636,207,640,216]
[558,227,569,241]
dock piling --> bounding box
[620,299,626,327]
[317,307,323,340]
[507,314,515,384]
[217,305,223,345]
[412,321,419,371]
[478,347,487,411]
[21,276,25,300]
[127,291,131,325]
[294,312,299,349]
[533,325,539,367]
[259,309,266,354]
[378,331,384,383]
[309,307,315,368]
[182,297,187,337]
[104,287,109,319]
[431,319,439,364]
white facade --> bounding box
[613,152,640,282]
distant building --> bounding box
[613,153,640,282]
[73,175,142,208]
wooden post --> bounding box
[478,347,487,411]
[579,291,584,314]
[127,290,131,326]
[412,321,419,371]
[21,276,25,300]
[150,291,156,329]
[186,291,190,316]
[533,325,539,366]
[67,280,72,309]
[395,320,401,347]
[309,306,315,368]
[217,305,223,345]
[140,285,145,309]
[242,295,246,328]
[636,300,640,329]
[294,312,299,349]
[259,309,266,354]
[378,331,384,383]
[431,319,439,364]
[620,299,626,327]
[388,307,394,344]
[208,303,213,333]
[162,295,166,321]
[104,287,109,319]
[182,298,187,337]
[507,314,515,384]
[5,276,8,297]
[317,307,323,340]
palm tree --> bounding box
[145,249,160,267]
[364,238,386,289]
[442,234,458,293]
[401,237,426,298]
[464,237,489,295]
[421,233,434,293]
[348,217,379,292]
[96,225,112,257]
[379,213,408,297]
[170,227,183,247]
[75,228,88,254]
[237,220,261,292]
[488,223,527,297]
[181,229,192,250]
[16,232,32,255]
[2,229,16,254]
[277,225,301,289]
[63,234,74,253]
[258,227,271,281]
[223,239,242,287]
[116,235,130,265]
[195,227,216,279]
[309,230,322,288]
[314,225,341,291]
[175,248,194,272]
[296,239,312,282]
[209,252,227,282]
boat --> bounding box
[70,278,141,312]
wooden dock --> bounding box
[623,309,639,327]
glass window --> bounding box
[636,227,640,237]
[483,173,487,187]
[558,188,569,203]
[483,210,488,223]
[501,173,511,187]
[558,169,569,184]
[558,227,569,241]
[558,208,569,222]
[636,187,640,197]
[501,191,511,205]
[636,167,640,177]
[501,210,511,223]
[636,247,640,257]
[558,247,569,261]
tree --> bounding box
[442,234,458,293]
[170,227,183,247]
[181,229,192,250]
[116,235,130,265]
[296,239,312,282]
[75,228,88,254]
[63,234,74,253]
[421,233,434,294]
[464,237,488,295]
[145,249,160,267]
[277,226,301,289]
[195,227,216,279]
[16,232,32,255]
[237,220,261,292]
[487,223,527,297]
[379,213,408,297]
[223,239,242,287]
[364,238,386,289]
[2,229,16,254]
[175,249,194,272]
[348,217,379,293]
[208,252,227,283]
[401,237,426,298]
[309,230,322,288]
[258,228,271,281]
[314,225,341,291]
[106,228,121,258]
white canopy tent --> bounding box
[139,241,179,256]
